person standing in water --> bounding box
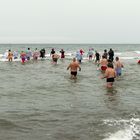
[67,58,81,79]
[76,51,82,64]
[50,48,55,57]
[26,48,32,60]
[94,51,100,64]
[40,48,46,59]
[52,53,60,64]
[114,57,124,77]
[80,49,84,55]
[8,50,13,62]
[60,49,65,59]
[20,51,26,64]
[13,50,18,59]
[87,49,94,61]
[33,48,40,60]
[3,50,8,59]
[100,55,108,72]
[103,49,108,59]
[102,62,116,88]
[108,48,114,62]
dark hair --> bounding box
[107,62,114,68]
[108,59,112,63]
[116,57,119,61]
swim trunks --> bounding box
[22,57,25,63]
[53,58,58,62]
[61,55,65,58]
[116,68,122,76]
[71,71,77,76]
[101,66,107,71]
[27,57,30,60]
[107,77,115,82]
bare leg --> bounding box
[107,82,113,88]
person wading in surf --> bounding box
[67,58,81,79]
[102,62,116,88]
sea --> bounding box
[0,44,140,140]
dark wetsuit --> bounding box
[108,50,114,62]
[40,49,46,58]
[103,52,108,59]
[95,52,100,62]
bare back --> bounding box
[69,62,80,72]
[100,58,108,66]
[105,68,116,78]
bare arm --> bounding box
[67,64,71,70]
[79,66,81,71]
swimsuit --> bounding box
[71,71,77,76]
[116,68,122,76]
[107,77,115,82]
[61,54,65,58]
[53,58,58,62]
[101,66,107,71]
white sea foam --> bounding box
[103,118,140,140]
[115,52,122,56]
[0,51,139,61]
[134,51,140,54]
[119,57,136,60]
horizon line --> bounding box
[0,43,140,45]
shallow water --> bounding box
[0,44,140,140]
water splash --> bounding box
[103,118,140,140]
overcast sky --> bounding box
[0,0,140,43]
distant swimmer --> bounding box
[8,50,13,62]
[3,50,8,59]
[80,49,84,55]
[108,48,114,62]
[33,48,40,60]
[20,51,26,63]
[76,51,82,64]
[40,48,46,58]
[26,48,32,60]
[114,57,124,77]
[102,62,116,88]
[13,50,18,59]
[100,55,108,72]
[87,49,93,60]
[60,49,65,59]
[52,53,60,64]
[103,49,108,59]
[94,51,100,64]
[50,48,55,57]
[67,58,81,79]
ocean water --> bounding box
[0,44,140,140]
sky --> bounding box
[0,0,140,44]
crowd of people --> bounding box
[3,48,65,64]
[67,48,124,88]
[2,47,140,88]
